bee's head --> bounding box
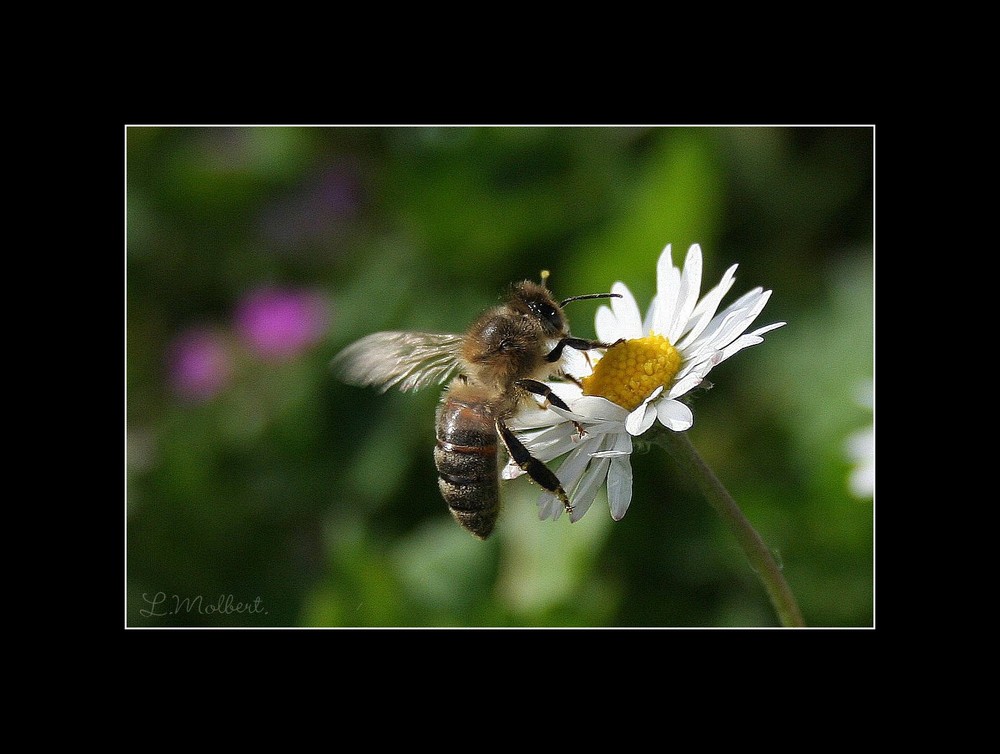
[509,281,565,336]
[509,276,622,337]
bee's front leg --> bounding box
[544,337,623,363]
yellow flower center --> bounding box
[581,335,682,411]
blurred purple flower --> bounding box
[234,286,331,361]
[167,327,233,401]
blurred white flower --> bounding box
[845,380,874,499]
[510,242,785,523]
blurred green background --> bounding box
[126,126,874,628]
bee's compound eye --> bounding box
[529,300,562,333]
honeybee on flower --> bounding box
[505,243,786,523]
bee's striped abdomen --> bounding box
[434,397,499,539]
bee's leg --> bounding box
[545,337,624,363]
[496,419,574,517]
[516,379,585,437]
[516,378,571,410]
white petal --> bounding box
[692,300,763,356]
[534,437,597,520]
[607,456,633,521]
[655,244,681,336]
[713,319,783,364]
[677,349,725,385]
[610,282,644,339]
[538,492,562,520]
[512,382,584,424]
[502,459,524,480]
[526,432,583,463]
[625,401,658,435]
[718,334,763,362]
[679,325,780,376]
[559,347,592,380]
[523,423,575,447]
[678,263,738,346]
[642,294,658,337]
[675,336,720,373]
[666,372,706,400]
[656,399,693,431]
[614,426,633,451]
[569,455,610,522]
[607,431,633,520]
[547,404,600,425]
[553,442,595,496]
[724,289,773,340]
[567,395,630,423]
[536,421,584,442]
[695,289,769,351]
[595,305,619,344]
[536,396,607,426]
[507,409,563,430]
[547,381,584,404]
[748,320,786,338]
[572,422,625,441]
[719,286,766,315]
[667,244,703,344]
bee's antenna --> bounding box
[560,292,622,307]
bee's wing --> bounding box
[331,331,465,393]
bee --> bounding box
[331,273,619,539]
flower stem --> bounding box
[649,427,805,627]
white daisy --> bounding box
[586,242,786,436]
[509,242,785,523]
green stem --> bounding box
[649,427,805,628]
